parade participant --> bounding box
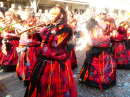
[16,8,41,86]
[67,10,77,69]
[0,11,19,71]
[42,9,50,23]
[9,4,16,12]
[67,11,77,32]
[17,6,22,13]
[24,6,77,97]
[78,10,116,90]
[36,9,43,20]
[111,20,130,69]
[16,5,23,17]
[0,2,7,16]
[35,9,44,25]
[0,9,4,20]
[0,8,4,19]
[68,10,80,37]
[0,10,4,66]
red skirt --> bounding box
[112,41,129,68]
[79,49,116,90]
[17,46,40,81]
[68,48,77,69]
[1,40,19,70]
[24,56,77,97]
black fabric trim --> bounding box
[127,39,130,49]
[35,33,42,42]
[2,65,16,71]
[22,44,41,47]
[24,80,29,87]
[71,64,77,70]
[88,47,111,57]
[56,26,73,41]
[80,79,116,89]
[40,54,66,71]
[24,54,67,97]
[117,64,130,69]
[24,58,47,97]
[44,32,52,43]
[17,75,22,80]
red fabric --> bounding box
[111,25,129,67]
[88,31,111,47]
[111,31,127,41]
[113,41,128,65]
[17,19,40,81]
[36,59,77,97]
[1,40,19,66]
[17,46,40,81]
[67,48,77,69]
[88,19,115,47]
[40,24,69,60]
[79,19,116,90]
[1,28,19,70]
[88,51,116,84]
[25,23,77,97]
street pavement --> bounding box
[0,37,130,97]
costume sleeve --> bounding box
[90,28,111,47]
[40,27,72,47]
[111,25,127,41]
[50,32,69,47]
[19,32,40,46]
[40,28,54,43]
[2,30,16,38]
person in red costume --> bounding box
[78,10,116,90]
[67,10,77,69]
[16,8,41,86]
[0,11,19,71]
[111,20,130,69]
[24,6,77,97]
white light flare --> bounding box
[75,34,90,51]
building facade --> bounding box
[2,0,130,16]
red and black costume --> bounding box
[24,22,77,97]
[1,23,19,70]
[68,18,77,69]
[111,21,130,69]
[78,18,116,90]
[16,19,41,86]
[0,20,4,67]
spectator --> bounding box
[0,1,7,15]
[9,4,16,12]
